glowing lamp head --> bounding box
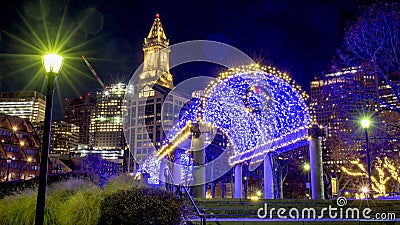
[43,53,63,73]
[360,118,371,129]
[250,196,259,201]
[303,163,310,171]
[27,157,32,163]
[361,186,369,194]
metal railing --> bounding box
[165,166,206,225]
[181,184,206,225]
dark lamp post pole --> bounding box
[304,163,310,198]
[360,117,372,198]
[35,53,63,225]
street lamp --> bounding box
[360,117,372,198]
[35,53,63,225]
[361,186,370,198]
[304,163,311,198]
[303,163,311,171]
[6,158,12,182]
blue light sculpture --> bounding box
[141,64,311,183]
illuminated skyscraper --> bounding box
[125,14,187,171]
[310,67,378,170]
[50,121,79,154]
[89,83,127,159]
[65,93,97,146]
[0,91,45,123]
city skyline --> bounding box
[0,0,366,120]
[0,2,399,223]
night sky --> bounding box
[0,0,366,119]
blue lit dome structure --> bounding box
[200,64,311,170]
[146,64,311,184]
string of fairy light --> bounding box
[342,157,400,198]
[139,64,311,184]
[200,64,311,165]
[140,100,200,185]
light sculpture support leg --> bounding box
[264,154,274,199]
[234,163,242,198]
[309,125,325,200]
[193,131,205,198]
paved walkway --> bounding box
[189,218,400,224]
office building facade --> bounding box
[89,83,127,159]
[0,113,41,181]
[0,91,46,123]
[50,121,79,154]
[65,93,97,146]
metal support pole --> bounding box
[364,128,371,198]
[308,125,325,200]
[264,154,274,199]
[192,124,205,198]
[159,159,166,187]
[173,150,181,187]
[211,182,215,198]
[234,163,242,198]
[244,166,248,199]
[221,175,225,198]
[35,72,55,225]
[307,170,310,198]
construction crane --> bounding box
[81,54,106,89]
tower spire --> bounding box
[145,13,169,48]
[140,14,173,89]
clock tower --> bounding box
[140,14,173,89]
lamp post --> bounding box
[35,53,63,225]
[6,158,12,182]
[360,117,371,198]
[304,163,311,198]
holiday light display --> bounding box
[385,157,400,184]
[200,64,311,169]
[137,154,161,184]
[140,64,311,184]
[342,157,400,198]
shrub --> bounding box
[0,188,37,225]
[0,178,102,225]
[0,172,95,199]
[99,187,183,225]
[0,175,184,225]
[102,174,147,194]
[48,179,102,225]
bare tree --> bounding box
[334,2,400,113]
